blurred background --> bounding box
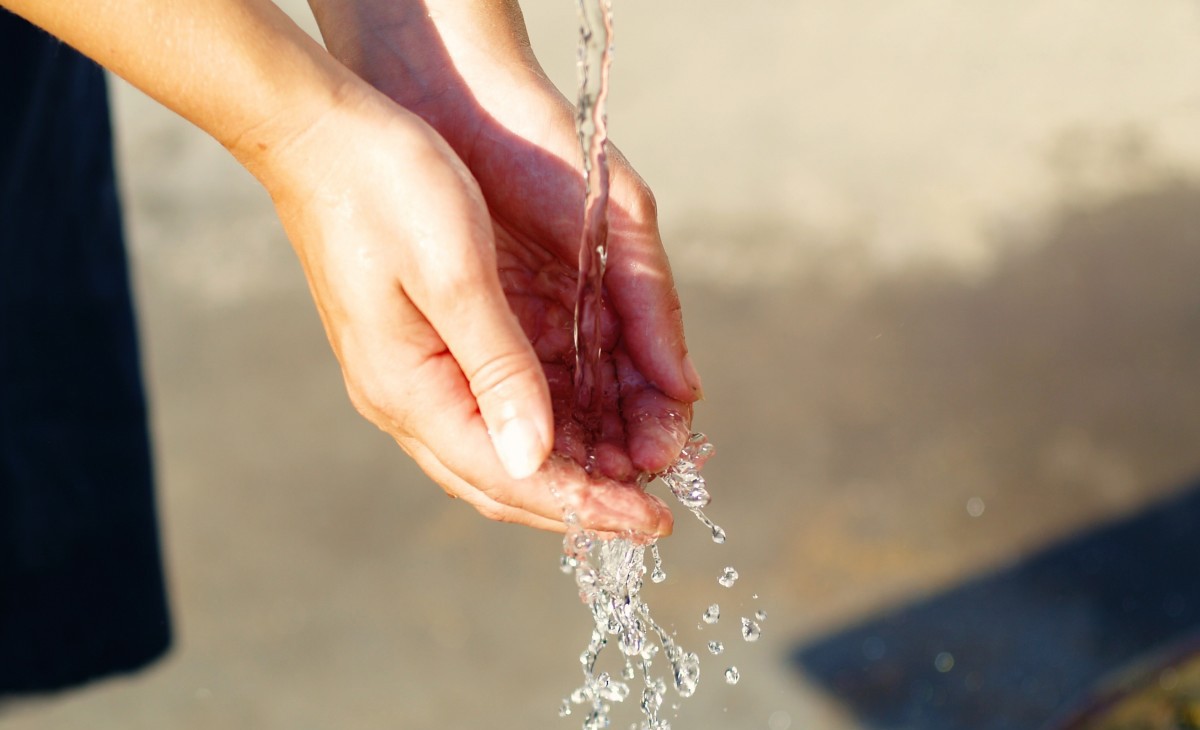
[6,0,1200,728]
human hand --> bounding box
[260,83,687,534]
[308,0,703,504]
[3,0,682,533]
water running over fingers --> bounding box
[571,0,614,421]
[552,0,761,726]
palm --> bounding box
[494,220,687,480]
[414,72,695,480]
[306,6,700,531]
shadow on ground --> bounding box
[743,175,1200,730]
[789,482,1200,730]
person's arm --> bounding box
[4,0,347,175]
[3,0,673,534]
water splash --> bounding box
[560,529,695,730]
[718,567,739,588]
[559,0,754,721]
[649,543,666,584]
[740,617,762,643]
[558,433,744,729]
[658,435,725,542]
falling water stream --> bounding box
[555,0,762,727]
[570,0,612,420]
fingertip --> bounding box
[470,349,555,481]
[492,416,549,479]
[629,413,690,473]
[649,493,674,537]
[566,474,675,538]
[681,353,704,401]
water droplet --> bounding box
[666,470,711,510]
[752,593,759,600]
[967,497,986,517]
[619,628,645,656]
[707,640,724,655]
[622,661,636,681]
[755,609,767,621]
[934,651,955,672]
[599,679,631,702]
[740,617,761,642]
[650,543,666,583]
[574,530,595,554]
[642,685,663,713]
[724,666,740,685]
[582,709,607,730]
[711,524,727,544]
[718,566,739,588]
[577,566,597,588]
[702,604,720,624]
[559,700,572,717]
[672,652,701,698]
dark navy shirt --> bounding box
[0,9,170,693]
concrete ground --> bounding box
[6,1,1200,728]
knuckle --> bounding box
[467,350,541,403]
[629,181,659,223]
[416,248,495,307]
[430,262,485,301]
[345,381,380,419]
[345,376,412,436]
[469,497,512,524]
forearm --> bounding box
[306,0,547,114]
[2,0,360,177]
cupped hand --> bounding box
[262,82,691,533]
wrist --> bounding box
[243,79,455,224]
[226,70,365,189]
[308,0,546,112]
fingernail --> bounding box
[493,417,546,479]
[682,354,704,400]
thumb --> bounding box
[400,222,553,480]
[422,274,552,479]
[421,274,552,478]
[462,315,554,481]
[388,131,554,479]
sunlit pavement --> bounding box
[6,2,1200,729]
